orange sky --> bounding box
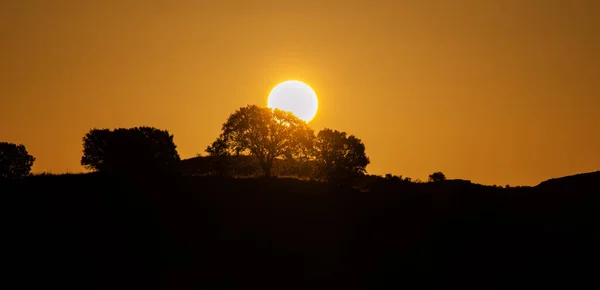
[1,0,598,186]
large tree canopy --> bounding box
[315,128,370,184]
[206,105,314,177]
[0,142,35,179]
[81,126,180,174]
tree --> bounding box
[206,105,314,177]
[0,142,35,179]
[428,171,446,183]
[314,128,370,185]
[81,126,180,174]
[205,135,232,176]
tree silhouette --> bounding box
[314,128,370,185]
[0,142,35,179]
[428,171,446,182]
[205,135,232,176]
[81,127,180,174]
[206,105,314,177]
[206,134,230,157]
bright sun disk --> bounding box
[267,80,319,122]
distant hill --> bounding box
[536,171,600,191]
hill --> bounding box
[180,155,318,178]
[1,172,600,289]
[536,170,600,190]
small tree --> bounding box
[205,135,232,177]
[314,128,370,185]
[0,142,35,179]
[428,171,446,183]
[81,127,180,174]
[206,105,314,177]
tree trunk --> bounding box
[261,158,274,178]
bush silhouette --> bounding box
[81,127,180,174]
[0,142,35,179]
[206,105,314,177]
[428,171,446,182]
[314,128,370,185]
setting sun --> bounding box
[267,80,319,122]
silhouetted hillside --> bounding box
[180,155,318,178]
[180,155,259,176]
[2,172,600,289]
[536,171,600,191]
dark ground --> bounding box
[2,172,600,289]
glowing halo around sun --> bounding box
[267,80,319,123]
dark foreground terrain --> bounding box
[2,172,600,289]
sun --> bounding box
[267,80,319,122]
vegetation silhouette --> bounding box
[206,105,369,183]
[315,128,369,186]
[81,127,180,175]
[206,105,314,178]
[428,171,446,182]
[2,105,600,288]
[0,142,35,179]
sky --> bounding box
[1,0,598,186]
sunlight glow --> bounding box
[267,80,319,122]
